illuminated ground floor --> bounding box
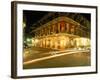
[32,33,90,50]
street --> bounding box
[23,47,90,69]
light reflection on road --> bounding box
[23,47,90,69]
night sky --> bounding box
[23,10,91,36]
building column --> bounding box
[70,25,75,34]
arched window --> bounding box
[60,21,65,32]
[57,23,60,33]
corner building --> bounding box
[32,16,90,50]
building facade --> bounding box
[32,16,90,50]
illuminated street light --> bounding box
[27,38,31,42]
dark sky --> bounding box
[23,10,48,28]
[23,10,48,34]
[23,10,91,35]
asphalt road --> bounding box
[23,47,90,69]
